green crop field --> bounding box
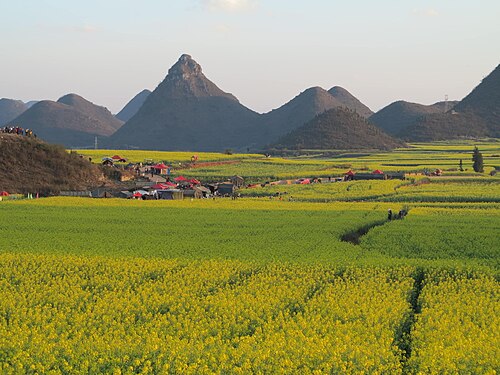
[2,141,499,374]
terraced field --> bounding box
[2,141,499,373]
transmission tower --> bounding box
[444,94,449,113]
[94,136,98,150]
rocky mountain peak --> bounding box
[166,54,203,81]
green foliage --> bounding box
[472,146,484,173]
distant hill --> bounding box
[108,54,262,151]
[369,100,458,136]
[261,87,343,142]
[0,98,28,125]
[0,133,106,194]
[10,94,123,147]
[273,107,404,150]
[402,112,488,142]
[402,64,500,141]
[25,101,39,108]
[116,89,151,122]
[328,86,373,118]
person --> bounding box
[388,209,392,220]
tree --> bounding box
[459,159,464,172]
[472,146,484,173]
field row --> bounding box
[2,198,498,268]
[0,254,497,374]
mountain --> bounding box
[10,94,123,147]
[25,101,39,108]
[116,89,151,122]
[451,64,500,136]
[328,86,373,118]
[0,133,106,194]
[0,98,28,125]
[273,107,404,150]
[402,64,500,141]
[401,112,489,142]
[261,87,344,142]
[369,100,458,136]
[108,54,262,151]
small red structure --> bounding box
[151,183,169,190]
[345,170,355,176]
[372,169,384,174]
[0,191,9,196]
[174,176,188,182]
[152,163,168,174]
[111,155,127,162]
[132,192,142,198]
[189,178,201,185]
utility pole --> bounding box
[94,136,98,150]
[444,94,449,113]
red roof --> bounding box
[132,192,142,197]
[151,183,169,189]
[165,181,177,187]
[372,169,384,174]
[153,163,168,169]
[174,176,188,182]
[345,170,355,176]
[189,178,201,184]
[111,155,124,160]
[0,191,9,196]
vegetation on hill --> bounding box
[0,134,106,194]
[369,100,458,136]
[328,86,373,118]
[402,64,500,141]
[273,107,405,150]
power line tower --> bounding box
[94,136,98,150]
[444,94,449,113]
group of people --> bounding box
[388,208,408,221]
[1,126,36,137]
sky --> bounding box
[0,0,499,114]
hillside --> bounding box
[108,54,262,151]
[0,133,107,194]
[10,94,123,147]
[454,64,500,132]
[116,89,151,122]
[273,107,404,150]
[0,98,28,125]
[402,64,500,141]
[261,87,343,142]
[328,86,373,118]
[57,94,123,133]
[368,100,458,136]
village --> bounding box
[53,153,409,201]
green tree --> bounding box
[472,147,484,173]
[459,159,464,171]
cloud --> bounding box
[213,24,232,33]
[200,0,258,12]
[36,23,100,34]
[412,8,440,18]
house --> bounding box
[385,173,406,180]
[230,175,244,188]
[352,173,386,180]
[183,186,212,199]
[183,189,203,199]
[118,191,133,199]
[217,183,235,196]
[158,189,184,200]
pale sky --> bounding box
[1,0,499,114]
